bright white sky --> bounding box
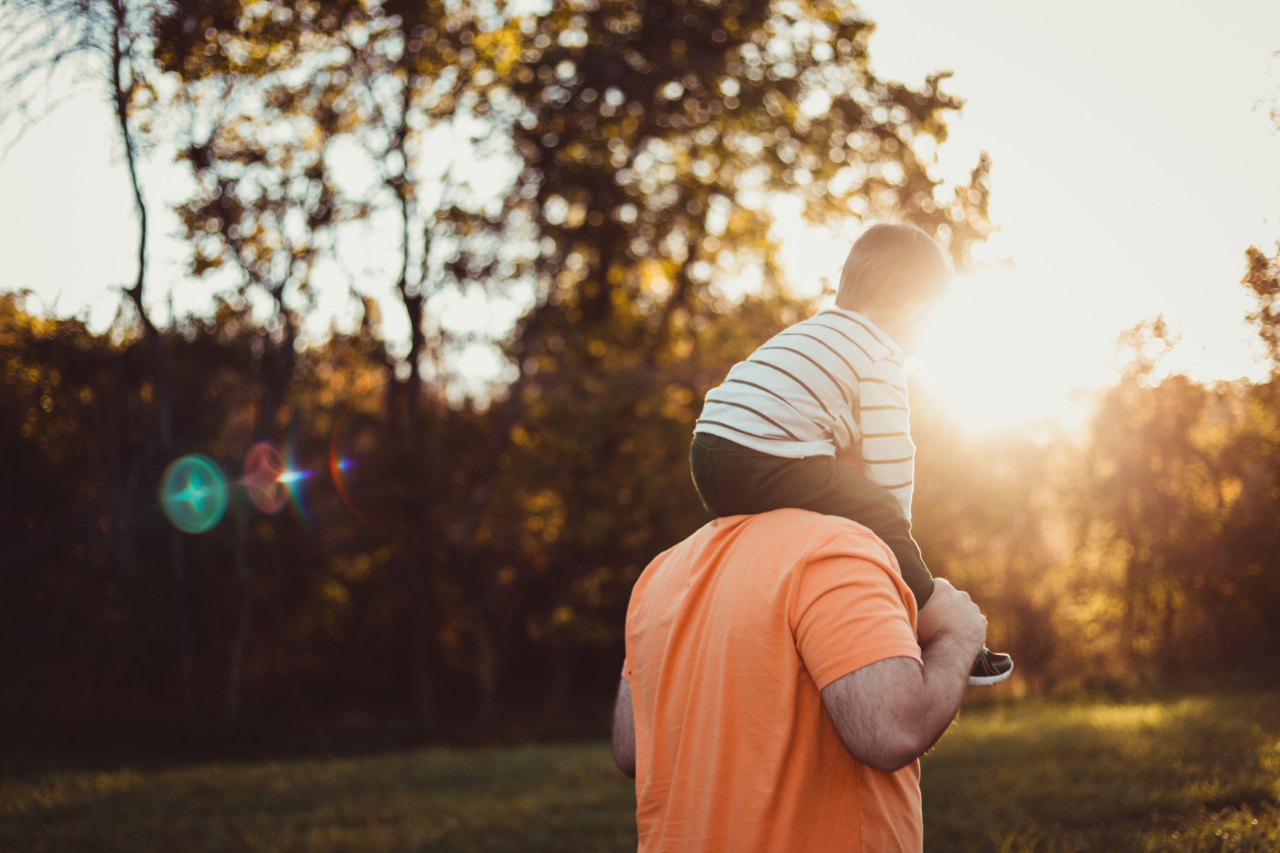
[788,0,1280,428]
[2,0,1279,430]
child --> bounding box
[690,222,1013,685]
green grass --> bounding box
[0,743,637,852]
[6,690,1280,852]
[921,691,1280,852]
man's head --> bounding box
[834,223,952,355]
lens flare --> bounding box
[329,409,385,535]
[160,454,228,533]
[242,441,288,513]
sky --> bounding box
[2,0,1279,430]
[786,0,1280,428]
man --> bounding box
[611,509,987,852]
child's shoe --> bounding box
[969,648,1014,686]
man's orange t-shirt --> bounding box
[622,509,925,853]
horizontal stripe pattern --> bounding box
[695,308,916,518]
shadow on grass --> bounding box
[0,695,617,782]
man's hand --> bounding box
[612,678,637,778]
[916,577,986,652]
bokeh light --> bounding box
[242,441,288,514]
[329,409,386,536]
[160,454,228,533]
[278,425,318,534]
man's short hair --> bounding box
[835,222,952,311]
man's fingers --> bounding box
[917,578,986,648]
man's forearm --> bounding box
[912,630,978,755]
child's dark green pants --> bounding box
[689,432,935,608]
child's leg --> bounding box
[786,457,1013,683]
[693,434,1011,683]
[689,432,735,516]
[787,454,935,609]
[690,433,804,517]
[689,434,933,608]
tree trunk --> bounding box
[533,646,578,738]
[111,5,193,723]
[225,292,296,721]
[472,619,499,727]
[385,69,442,725]
[170,529,196,718]
[407,555,437,724]
[226,503,254,722]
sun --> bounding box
[908,265,1087,433]
[773,217,1100,434]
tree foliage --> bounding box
[1244,242,1280,372]
[8,3,1280,741]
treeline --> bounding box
[10,275,1280,742]
[3,0,995,737]
[2,0,1279,741]
[912,308,1280,694]
[0,289,758,737]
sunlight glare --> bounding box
[909,265,1085,433]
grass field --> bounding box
[4,690,1280,852]
[922,691,1280,852]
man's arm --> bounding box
[612,678,637,778]
[819,578,984,772]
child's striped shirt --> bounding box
[693,308,915,518]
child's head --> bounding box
[834,222,951,354]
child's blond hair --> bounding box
[835,223,951,311]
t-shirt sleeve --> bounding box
[792,531,922,691]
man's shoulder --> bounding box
[743,507,889,541]
[659,510,896,574]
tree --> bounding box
[1,0,178,441]
[155,0,377,721]
[1244,242,1280,372]
[474,0,996,719]
[2,0,1005,730]
[0,0,210,718]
